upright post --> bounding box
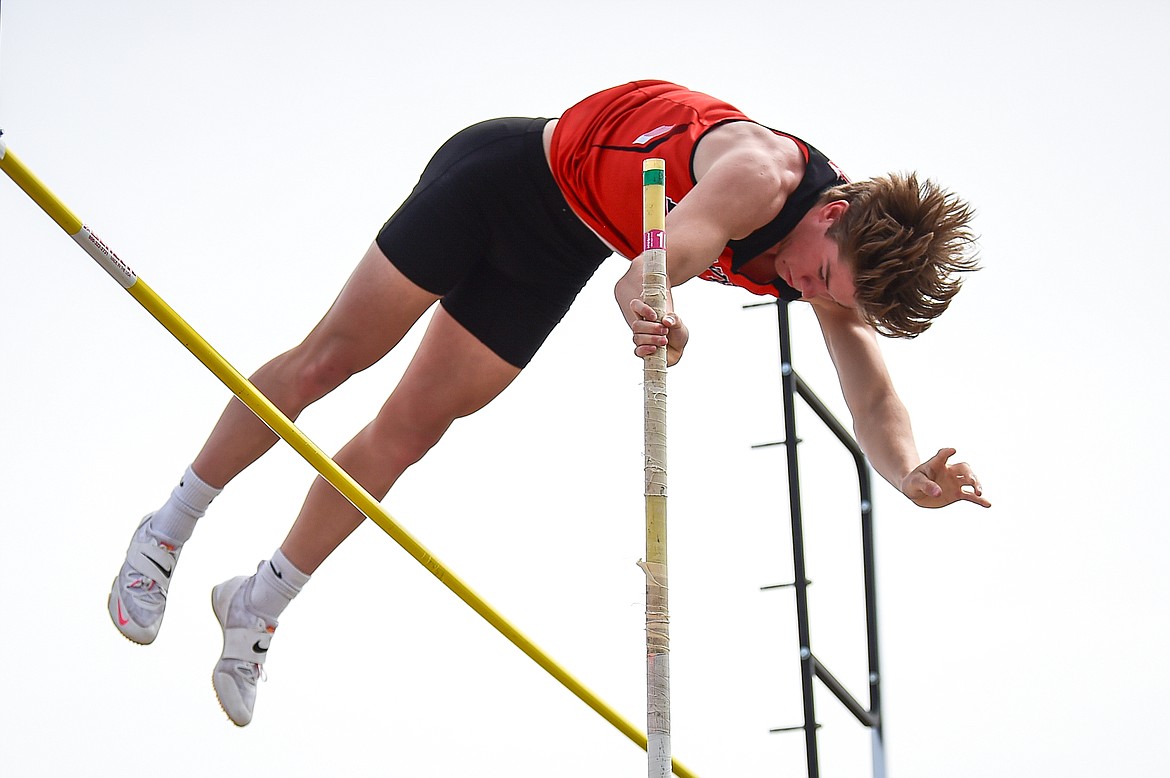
[641,158,671,778]
[777,301,821,777]
[760,298,886,778]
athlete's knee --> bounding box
[265,342,364,407]
[372,414,451,471]
[297,353,359,401]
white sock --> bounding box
[149,465,222,545]
[248,548,311,624]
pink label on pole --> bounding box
[644,230,666,251]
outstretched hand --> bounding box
[629,298,690,366]
[901,447,991,509]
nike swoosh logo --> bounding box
[269,561,283,579]
[117,599,130,626]
[252,642,269,655]
[144,554,173,579]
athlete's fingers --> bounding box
[629,298,658,322]
[632,329,670,349]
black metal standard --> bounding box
[754,299,886,778]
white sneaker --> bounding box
[108,514,182,645]
[211,574,276,727]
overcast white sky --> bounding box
[2,2,1168,776]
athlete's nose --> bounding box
[795,273,820,298]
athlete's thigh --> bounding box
[376,304,522,432]
[297,241,440,373]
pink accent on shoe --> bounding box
[116,599,130,626]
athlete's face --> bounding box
[771,201,856,308]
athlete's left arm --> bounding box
[811,298,991,509]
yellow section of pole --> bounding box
[641,158,672,778]
[1,140,699,778]
[0,143,83,233]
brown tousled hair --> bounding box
[824,173,979,338]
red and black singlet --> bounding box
[549,80,848,299]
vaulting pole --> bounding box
[1,136,698,778]
[640,157,672,778]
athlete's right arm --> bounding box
[616,140,795,364]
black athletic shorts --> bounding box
[375,117,612,368]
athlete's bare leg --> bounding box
[190,243,439,488]
[278,304,522,573]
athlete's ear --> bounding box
[821,199,849,224]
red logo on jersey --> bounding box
[699,265,734,286]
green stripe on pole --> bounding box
[643,168,665,187]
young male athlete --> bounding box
[108,80,990,726]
